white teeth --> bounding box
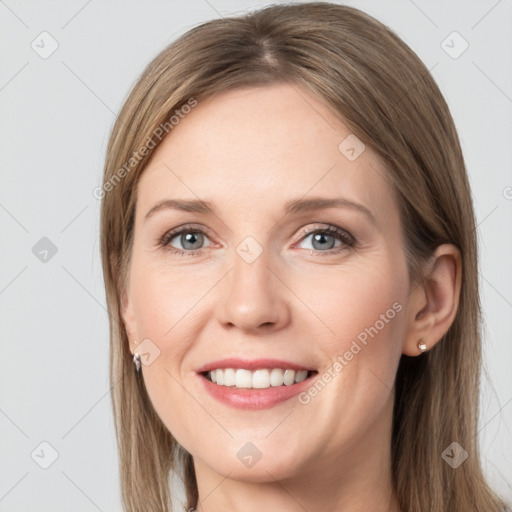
[223,368,236,386]
[252,369,270,388]
[235,369,252,388]
[283,369,295,385]
[206,368,310,389]
[270,368,284,386]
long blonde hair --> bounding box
[99,3,509,511]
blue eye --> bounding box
[296,225,355,254]
[160,225,213,257]
[159,224,355,257]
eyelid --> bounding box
[294,223,354,244]
[159,222,356,256]
[159,223,213,244]
[167,222,210,233]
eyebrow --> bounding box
[144,197,377,226]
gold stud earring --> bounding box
[417,340,428,353]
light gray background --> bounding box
[1,1,511,510]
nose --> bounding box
[216,248,291,334]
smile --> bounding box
[196,358,318,410]
[203,368,312,389]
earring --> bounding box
[417,340,428,353]
[133,353,141,373]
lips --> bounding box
[195,357,315,373]
[195,357,318,410]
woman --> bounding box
[99,2,510,511]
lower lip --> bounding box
[198,372,317,410]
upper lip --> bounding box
[196,358,315,373]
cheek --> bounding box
[293,253,407,358]
[129,258,199,344]
[128,261,210,439]
[285,258,407,453]
[289,255,407,426]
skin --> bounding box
[121,83,461,512]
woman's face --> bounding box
[122,83,412,485]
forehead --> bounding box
[136,84,396,221]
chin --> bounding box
[203,456,302,483]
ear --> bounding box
[120,285,138,356]
[402,244,462,356]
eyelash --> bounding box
[159,223,356,258]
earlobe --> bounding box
[402,244,462,356]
